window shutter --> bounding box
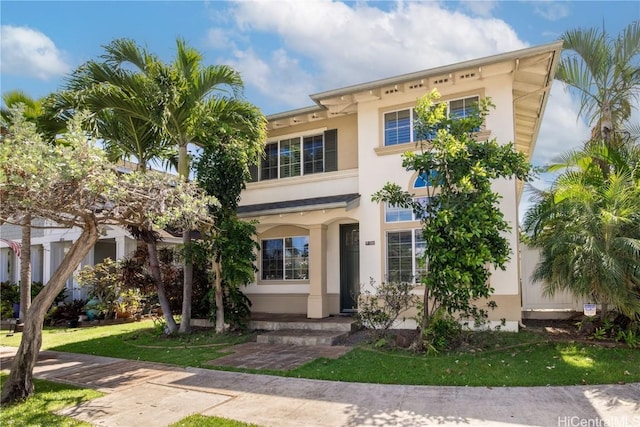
[324,129,338,172]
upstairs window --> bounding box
[249,129,337,181]
[384,109,417,146]
[280,138,301,178]
[449,96,479,119]
[383,95,479,146]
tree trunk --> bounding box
[146,238,178,334]
[1,222,99,404]
[19,214,32,321]
[179,230,193,334]
[177,143,192,334]
[213,258,225,333]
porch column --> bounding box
[115,236,127,259]
[42,242,52,285]
[307,224,328,318]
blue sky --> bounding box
[1,1,639,199]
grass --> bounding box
[289,339,640,386]
[170,415,261,427]
[1,320,638,386]
[0,319,254,368]
[0,373,102,427]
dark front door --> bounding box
[340,223,360,312]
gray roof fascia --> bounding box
[266,105,326,122]
[237,194,361,218]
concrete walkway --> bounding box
[1,346,639,427]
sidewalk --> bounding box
[1,345,639,427]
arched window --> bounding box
[414,170,438,188]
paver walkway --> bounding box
[1,345,639,427]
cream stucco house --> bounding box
[237,41,563,330]
[1,41,563,329]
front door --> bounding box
[340,224,360,312]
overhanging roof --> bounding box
[237,193,361,218]
[267,41,563,165]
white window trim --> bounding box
[385,228,426,283]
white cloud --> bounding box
[459,0,498,17]
[229,48,315,108]
[532,1,570,21]
[221,0,527,107]
[0,25,71,80]
[532,83,591,166]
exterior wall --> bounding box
[240,71,528,326]
[242,114,359,207]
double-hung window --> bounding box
[261,236,309,280]
[386,230,426,283]
[383,96,479,147]
[279,138,301,178]
[384,109,417,146]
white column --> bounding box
[307,224,329,318]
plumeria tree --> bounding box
[0,109,215,403]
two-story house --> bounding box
[237,41,563,330]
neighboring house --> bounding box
[0,161,181,301]
[237,41,564,331]
[0,222,138,300]
[0,223,180,301]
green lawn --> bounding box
[289,340,639,386]
[170,415,260,427]
[1,320,638,386]
[0,319,254,368]
[0,373,102,427]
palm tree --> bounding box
[51,50,183,332]
[1,91,46,323]
[556,21,640,148]
[524,143,640,319]
[59,38,249,333]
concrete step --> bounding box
[249,317,355,332]
[256,329,351,346]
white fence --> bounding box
[520,244,589,318]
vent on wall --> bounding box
[433,77,449,85]
[459,72,476,79]
[409,82,424,90]
[384,87,399,95]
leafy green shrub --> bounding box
[356,279,419,339]
[422,309,462,354]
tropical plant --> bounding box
[556,21,640,147]
[372,90,532,351]
[523,142,640,320]
[0,108,214,404]
[1,90,47,322]
[54,38,253,333]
